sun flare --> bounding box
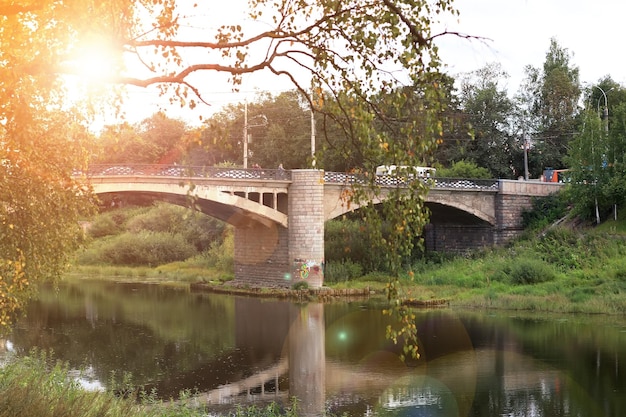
[65,36,123,85]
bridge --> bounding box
[77,165,563,288]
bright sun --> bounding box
[65,36,122,84]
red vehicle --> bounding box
[543,168,570,183]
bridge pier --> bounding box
[233,170,325,288]
[287,170,325,288]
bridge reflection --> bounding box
[179,303,567,417]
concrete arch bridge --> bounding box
[79,165,563,288]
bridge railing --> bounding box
[81,164,292,181]
[324,171,499,190]
[79,165,498,190]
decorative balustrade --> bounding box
[78,165,498,191]
[323,171,499,191]
[81,164,291,181]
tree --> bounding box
[1,0,462,357]
[94,113,189,165]
[526,39,581,171]
[567,78,626,222]
[194,91,313,169]
[456,63,518,178]
[0,1,107,329]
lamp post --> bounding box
[594,85,612,133]
[592,85,616,221]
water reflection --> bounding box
[5,279,626,416]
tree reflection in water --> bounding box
[4,279,626,416]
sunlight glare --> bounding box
[65,35,122,85]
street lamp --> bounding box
[594,85,613,133]
[591,85,617,222]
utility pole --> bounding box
[242,102,267,168]
[310,99,316,160]
[523,132,529,181]
[243,101,248,169]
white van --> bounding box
[375,165,436,178]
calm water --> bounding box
[3,278,626,416]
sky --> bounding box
[114,0,626,127]
[436,0,626,92]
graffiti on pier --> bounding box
[293,259,324,281]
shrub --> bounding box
[436,159,491,179]
[99,231,197,266]
[521,193,568,229]
[292,281,309,290]
[507,258,556,285]
[325,218,388,273]
[203,228,234,271]
[87,215,121,238]
[537,227,584,270]
[324,260,363,283]
[125,204,182,233]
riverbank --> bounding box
[68,214,626,315]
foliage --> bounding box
[291,281,309,291]
[0,350,305,417]
[505,258,557,285]
[203,228,235,271]
[565,78,626,222]
[89,231,196,267]
[0,0,133,328]
[524,38,581,172]
[436,159,492,179]
[325,219,385,273]
[324,260,364,284]
[77,204,234,271]
[521,193,569,229]
[0,350,142,417]
[456,63,519,178]
[125,203,225,251]
[93,113,190,165]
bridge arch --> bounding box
[91,181,288,228]
[323,184,497,226]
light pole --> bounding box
[592,85,616,222]
[242,101,267,168]
[594,85,612,133]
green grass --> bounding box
[0,351,304,417]
[376,218,626,314]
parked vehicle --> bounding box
[542,168,570,183]
[375,165,436,178]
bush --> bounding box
[324,260,363,283]
[98,231,197,266]
[325,219,388,273]
[522,193,568,229]
[436,159,491,179]
[87,215,121,238]
[291,281,309,290]
[125,204,226,251]
[536,227,584,270]
[507,258,556,285]
[125,204,183,233]
[203,228,234,271]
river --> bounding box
[3,278,626,416]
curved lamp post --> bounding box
[592,85,617,221]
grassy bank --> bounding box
[68,200,626,315]
[69,215,626,315]
[391,216,626,314]
[0,351,302,417]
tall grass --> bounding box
[0,352,304,417]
